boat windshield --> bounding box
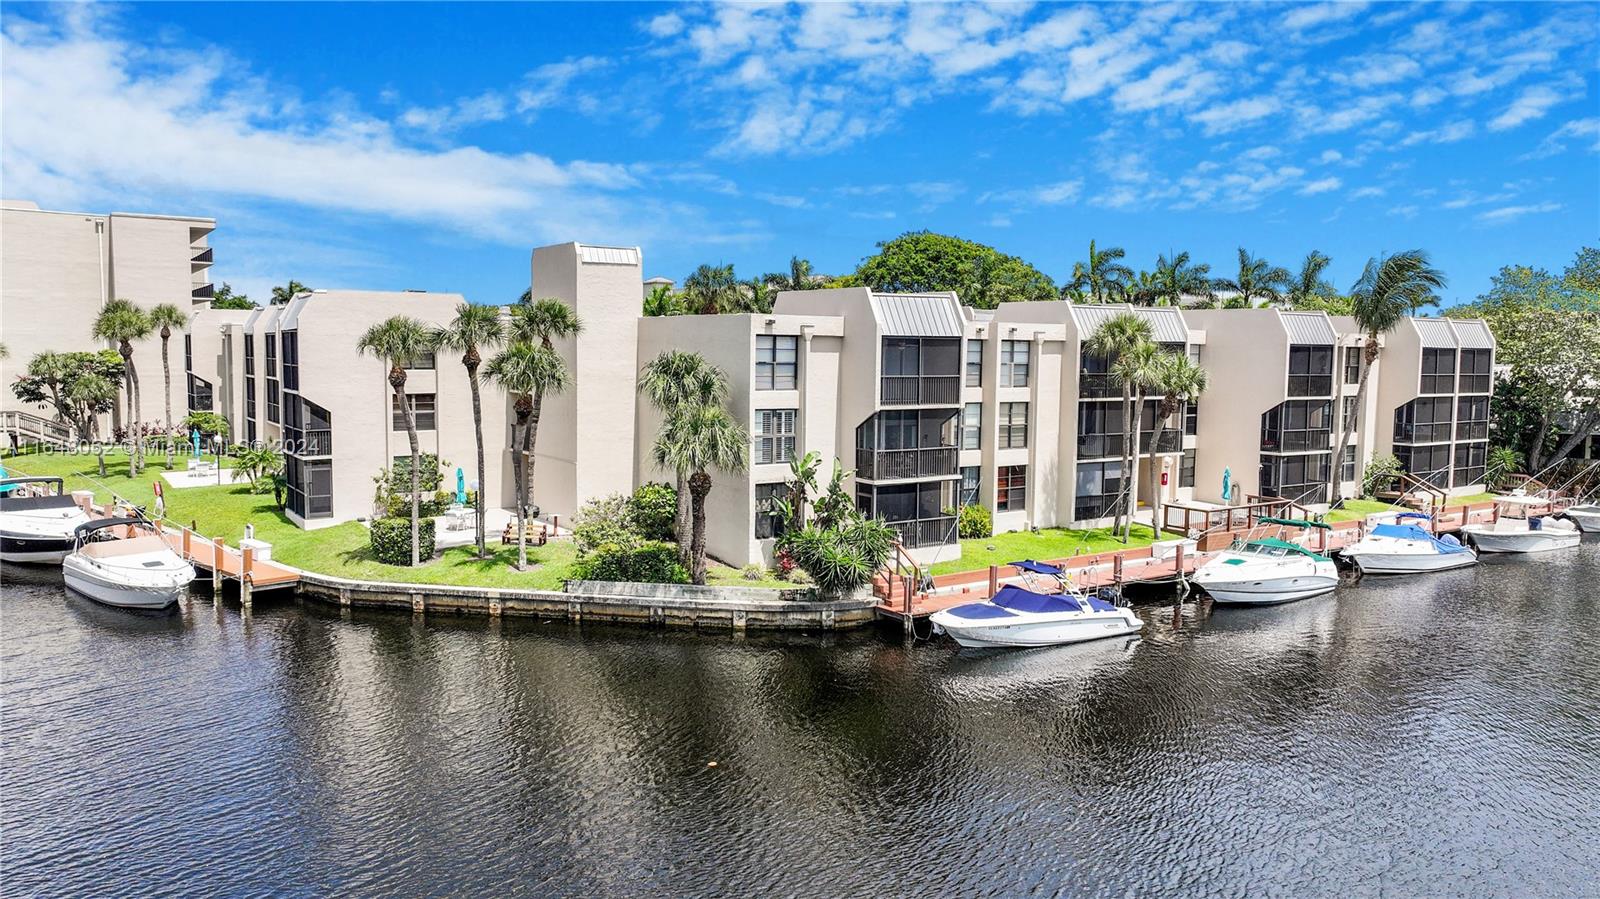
[1231,537,1327,561]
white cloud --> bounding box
[1389,204,1420,219]
[1332,53,1421,89]
[1298,176,1342,195]
[980,179,1083,207]
[1400,119,1477,146]
[986,215,1012,228]
[1489,84,1567,131]
[646,12,684,38]
[1319,149,1343,163]
[514,56,610,114]
[1111,58,1220,112]
[1521,117,1600,159]
[399,91,507,134]
[1282,2,1368,32]
[1191,96,1281,135]
[1300,93,1402,134]
[754,192,808,209]
[1476,201,1562,222]
[1349,186,1385,199]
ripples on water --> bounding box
[4,544,1600,896]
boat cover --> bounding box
[990,585,1085,614]
[1370,523,1470,554]
[1396,511,1432,521]
[1009,559,1064,576]
[942,602,1018,620]
[1244,537,1330,561]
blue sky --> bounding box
[2,2,1595,307]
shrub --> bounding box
[629,482,678,542]
[957,504,992,539]
[181,411,230,440]
[572,540,688,584]
[370,517,436,566]
[1361,453,1403,499]
[572,493,637,556]
[783,516,896,596]
[385,454,444,494]
[785,568,814,585]
[740,564,766,581]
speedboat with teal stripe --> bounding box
[930,561,1142,649]
[1193,517,1339,605]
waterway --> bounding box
[3,544,1599,896]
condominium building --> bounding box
[1360,316,1495,490]
[0,199,216,427]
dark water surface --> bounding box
[4,544,1600,897]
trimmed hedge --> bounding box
[571,540,688,584]
[370,517,436,566]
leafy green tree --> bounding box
[637,350,730,567]
[433,302,504,558]
[856,231,1055,303]
[764,256,825,292]
[1084,313,1155,540]
[1217,248,1291,307]
[651,401,747,584]
[1065,239,1134,304]
[743,277,776,314]
[1329,250,1446,502]
[209,283,257,310]
[92,298,153,474]
[1142,353,1207,539]
[270,281,310,305]
[147,302,188,467]
[643,284,686,317]
[356,316,436,566]
[1287,250,1335,307]
[10,350,124,438]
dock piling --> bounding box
[211,537,224,595]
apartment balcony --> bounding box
[1393,424,1452,445]
[1078,430,1183,459]
[191,247,213,266]
[880,375,960,406]
[192,283,214,300]
[1458,374,1492,394]
[300,429,333,457]
[1078,373,1121,399]
[856,446,958,481]
[1287,375,1334,398]
[891,516,958,549]
[1456,421,1489,441]
[1260,430,1333,452]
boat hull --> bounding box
[1460,526,1581,554]
[1564,507,1600,533]
[1199,575,1339,605]
[61,559,191,610]
[0,532,74,564]
[1347,549,1478,576]
[932,610,1142,649]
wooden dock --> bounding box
[163,529,300,592]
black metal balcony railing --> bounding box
[880,375,960,406]
[1395,423,1452,445]
[856,446,958,481]
[300,429,333,457]
[192,283,215,299]
[191,247,214,264]
[893,516,958,549]
[1262,430,1333,452]
[1079,430,1184,459]
[1078,372,1122,398]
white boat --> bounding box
[1563,504,1600,533]
[1342,517,1477,575]
[930,561,1142,649]
[1193,517,1340,605]
[1460,496,1582,554]
[0,476,91,564]
[62,518,195,610]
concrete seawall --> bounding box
[293,572,879,631]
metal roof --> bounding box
[1448,318,1494,349]
[869,292,964,337]
[577,244,640,266]
[1280,311,1336,345]
[242,307,262,333]
[1413,318,1457,347]
[1070,304,1189,344]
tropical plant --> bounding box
[810,458,857,531]
[629,482,679,542]
[432,302,504,558]
[571,540,688,584]
[10,350,124,438]
[370,517,436,566]
[1111,341,1164,541]
[1360,453,1403,499]
[502,298,582,565]
[781,515,897,596]
[1153,251,1216,307]
[209,283,257,310]
[1287,250,1335,307]
[1084,313,1155,541]
[742,277,776,314]
[485,340,567,570]
[856,231,1056,302]
[683,263,742,315]
[764,256,824,292]
[779,450,822,534]
[957,503,992,539]
[235,445,283,492]
[270,281,310,305]
[651,401,748,584]
[1486,446,1522,488]
[356,315,436,566]
[571,492,638,555]
[181,410,230,440]
[92,298,153,475]
[147,302,188,467]
[1125,269,1161,306]
[1217,248,1291,308]
[1141,353,1208,540]
[637,350,730,567]
[1329,249,1447,503]
[643,284,686,317]
[1065,240,1135,304]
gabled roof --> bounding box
[1449,318,1494,349]
[1070,304,1189,344]
[869,292,964,337]
[1280,311,1336,345]
[1413,318,1457,348]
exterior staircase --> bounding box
[1,410,75,451]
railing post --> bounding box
[1113,553,1124,587]
[242,546,254,581]
[241,573,253,612]
[988,564,999,598]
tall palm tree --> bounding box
[742,277,776,314]
[507,298,583,525]
[643,284,685,317]
[1288,250,1334,307]
[433,303,504,558]
[92,298,153,475]
[486,341,568,570]
[683,263,740,315]
[1328,250,1446,503]
[67,372,119,475]
[1084,313,1155,540]
[1219,248,1292,307]
[1154,251,1216,307]
[765,256,821,292]
[1142,353,1208,541]
[1112,341,1164,542]
[270,281,310,305]
[357,316,436,566]
[652,401,748,584]
[638,350,730,567]
[147,302,188,467]
[1064,240,1134,304]
[1126,269,1161,306]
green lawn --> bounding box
[1325,499,1408,523]
[929,526,1157,577]
[1451,491,1499,505]
[3,450,785,590]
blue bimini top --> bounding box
[990,584,1085,614]
[1009,559,1065,576]
[1371,523,1470,554]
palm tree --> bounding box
[485,341,568,570]
[1112,341,1164,542]
[1142,353,1208,541]
[1328,250,1446,503]
[507,298,583,528]
[1218,248,1291,307]
[356,316,436,566]
[637,350,730,567]
[652,401,748,584]
[92,298,153,475]
[742,277,776,314]
[1064,240,1134,304]
[1287,250,1334,307]
[683,263,740,315]
[147,302,188,467]
[67,373,118,475]
[1153,251,1216,307]
[1084,313,1155,540]
[270,281,310,305]
[765,256,821,292]
[643,285,685,317]
[433,303,504,558]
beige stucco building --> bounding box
[1,199,215,429]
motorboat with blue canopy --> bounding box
[1342,522,1477,575]
[930,578,1141,648]
[1193,517,1339,605]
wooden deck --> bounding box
[162,530,300,591]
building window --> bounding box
[756,335,798,390]
[280,330,299,391]
[997,465,1027,512]
[1261,400,1332,452]
[1456,396,1489,441]
[1183,401,1199,437]
[1187,344,1202,367]
[960,466,980,506]
[1394,397,1453,444]
[1420,348,1456,395]
[405,350,436,371]
[1258,453,1331,504]
[754,409,797,464]
[1459,349,1491,394]
[286,458,334,519]
[266,379,280,423]
[998,402,1028,449]
[754,483,787,540]
[1287,345,1334,397]
[1180,449,1196,488]
[186,374,213,412]
[1000,340,1030,388]
[392,393,437,430]
[1341,396,1359,432]
[1074,460,1122,520]
[1396,443,1451,489]
[961,403,981,450]
[1343,346,1361,384]
[1341,445,1357,482]
[244,334,255,376]
[965,340,983,387]
[184,334,193,373]
[1453,442,1487,487]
